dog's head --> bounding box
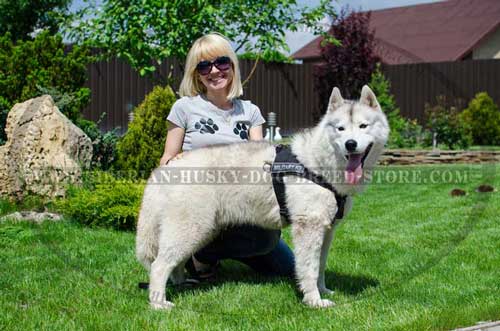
[322,85,389,185]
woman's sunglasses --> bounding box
[196,56,232,75]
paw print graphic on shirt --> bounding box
[233,122,249,140]
[195,118,219,134]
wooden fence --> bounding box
[83,58,319,134]
[382,59,500,122]
[82,58,500,134]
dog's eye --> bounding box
[359,124,368,129]
[337,126,345,131]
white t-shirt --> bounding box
[167,94,266,151]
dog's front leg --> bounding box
[318,225,334,295]
[292,218,335,308]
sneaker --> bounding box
[137,257,219,290]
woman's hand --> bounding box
[160,153,182,165]
[159,154,171,166]
[160,152,184,166]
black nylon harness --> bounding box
[270,144,347,225]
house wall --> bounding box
[473,27,500,59]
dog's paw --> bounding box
[319,287,335,296]
[150,300,175,310]
[303,298,336,308]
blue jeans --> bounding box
[194,225,295,278]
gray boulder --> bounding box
[0,95,92,199]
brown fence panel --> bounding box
[381,59,500,123]
[83,58,500,133]
[83,57,184,133]
[238,60,318,135]
[83,58,319,134]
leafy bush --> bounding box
[0,194,55,215]
[368,65,424,148]
[396,119,426,148]
[0,31,91,143]
[460,92,500,146]
[55,172,144,230]
[115,85,177,178]
[313,9,379,117]
[424,96,472,149]
[76,118,120,170]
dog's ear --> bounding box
[327,87,344,112]
[360,85,381,110]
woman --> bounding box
[159,33,294,280]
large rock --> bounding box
[0,95,92,199]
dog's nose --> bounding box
[345,139,357,152]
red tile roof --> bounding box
[292,0,500,64]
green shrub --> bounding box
[0,195,54,215]
[0,31,91,143]
[368,65,424,148]
[56,172,144,230]
[424,96,472,149]
[115,85,176,178]
[76,118,120,170]
[460,92,500,146]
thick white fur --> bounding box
[136,85,389,310]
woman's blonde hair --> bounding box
[179,33,243,100]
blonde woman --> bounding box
[159,33,294,281]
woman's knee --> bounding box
[253,229,281,255]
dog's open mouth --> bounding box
[344,143,373,185]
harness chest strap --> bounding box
[270,145,346,224]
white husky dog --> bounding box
[136,85,389,309]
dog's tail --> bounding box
[135,206,159,271]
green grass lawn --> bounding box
[1,164,499,331]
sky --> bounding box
[69,0,444,54]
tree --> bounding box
[0,0,71,41]
[64,0,336,78]
[313,9,379,117]
[0,31,91,144]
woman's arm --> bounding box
[159,124,185,165]
[249,125,263,141]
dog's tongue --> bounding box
[345,154,363,185]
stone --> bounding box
[379,149,500,165]
[0,95,92,199]
[0,211,63,224]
